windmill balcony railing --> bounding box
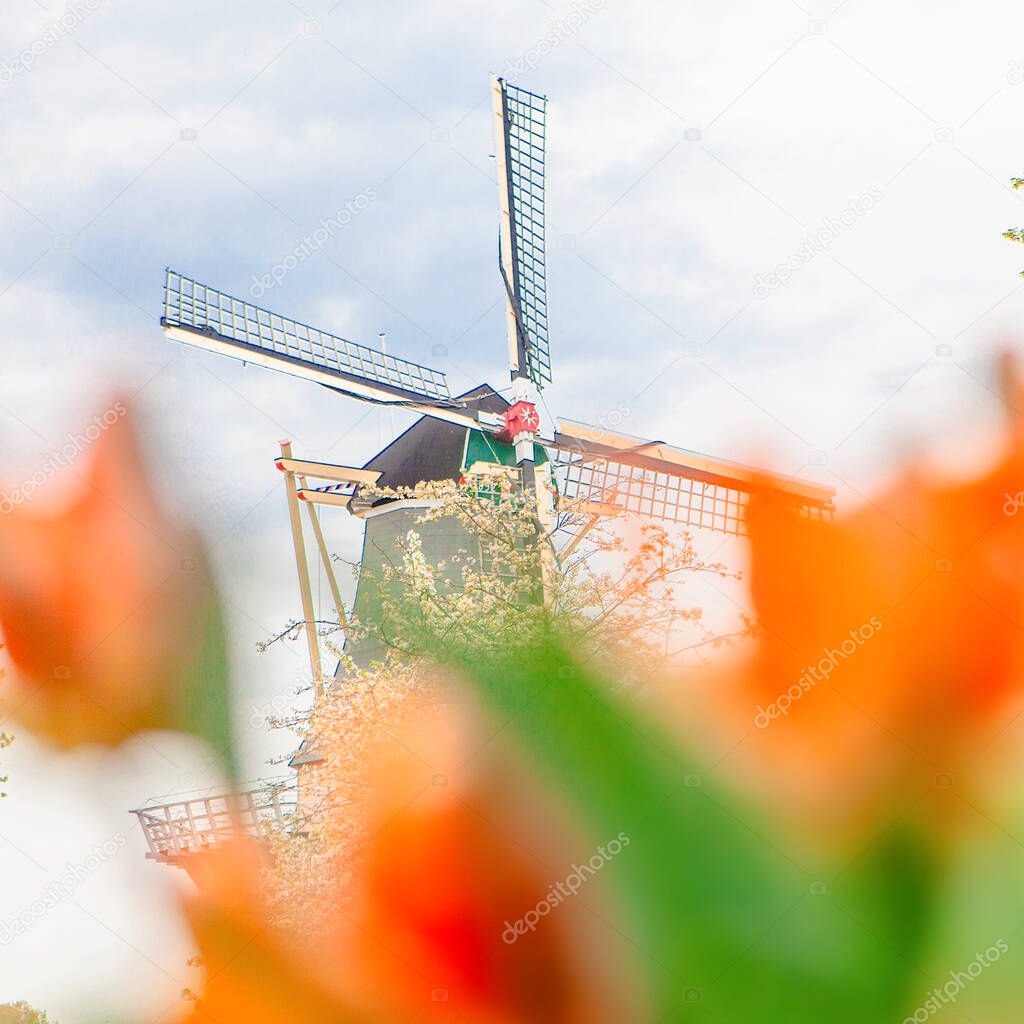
[130,779,301,863]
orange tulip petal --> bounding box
[342,699,637,1024]
[183,698,639,1024]
[726,355,1024,821]
[0,405,207,747]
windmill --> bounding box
[136,77,834,862]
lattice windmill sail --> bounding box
[552,420,834,534]
[162,270,469,422]
[492,77,551,391]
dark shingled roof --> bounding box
[354,384,508,510]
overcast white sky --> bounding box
[2,0,1024,1019]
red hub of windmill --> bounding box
[496,400,540,445]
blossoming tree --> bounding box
[261,476,742,934]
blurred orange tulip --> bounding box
[724,354,1024,823]
[0,406,217,749]
[184,697,639,1024]
[182,839,377,1024]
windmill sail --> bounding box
[161,270,453,407]
[492,77,551,388]
[551,420,834,536]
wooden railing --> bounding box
[130,780,298,862]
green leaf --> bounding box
[168,587,237,784]
[454,632,937,1021]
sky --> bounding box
[2,0,1024,1019]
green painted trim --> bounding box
[462,428,549,471]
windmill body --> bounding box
[341,383,526,667]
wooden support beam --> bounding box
[276,458,381,486]
[491,75,523,381]
[559,513,601,563]
[297,488,354,509]
[163,323,484,432]
[533,469,559,606]
[298,473,349,630]
[557,498,622,519]
[279,440,324,703]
